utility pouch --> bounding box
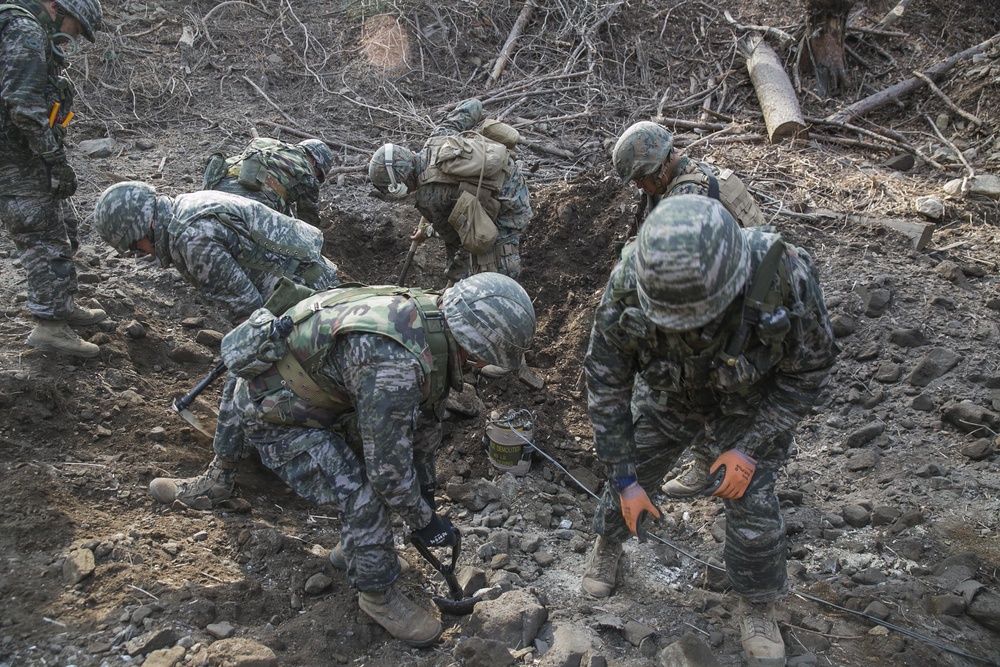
[449,189,497,254]
[222,308,292,380]
[237,154,266,191]
[263,277,317,316]
[716,168,765,228]
[202,153,226,190]
[480,119,520,149]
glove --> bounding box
[40,151,77,199]
[414,513,456,548]
[708,450,757,500]
[420,484,437,511]
[619,482,662,538]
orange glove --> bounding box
[708,450,757,499]
[619,482,662,538]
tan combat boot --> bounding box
[26,320,100,358]
[661,458,712,497]
[581,535,623,598]
[358,585,443,647]
[330,542,412,574]
[738,599,786,667]
[149,457,237,507]
[65,305,107,327]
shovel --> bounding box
[410,531,481,616]
[172,360,226,438]
[398,217,430,286]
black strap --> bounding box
[724,239,786,357]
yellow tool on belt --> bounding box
[47,102,59,127]
[60,112,74,127]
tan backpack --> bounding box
[672,163,766,228]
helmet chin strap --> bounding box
[383,144,409,199]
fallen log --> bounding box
[738,33,808,143]
[827,32,1000,124]
[486,0,537,89]
[779,208,936,249]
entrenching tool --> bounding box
[397,218,430,286]
[172,360,226,438]
[410,531,481,615]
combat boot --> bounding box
[330,542,412,574]
[581,535,623,598]
[26,320,100,358]
[149,456,237,507]
[738,599,786,667]
[65,304,107,327]
[662,458,712,497]
[358,585,442,647]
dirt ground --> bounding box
[2,1,1000,666]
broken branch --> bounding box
[487,0,537,89]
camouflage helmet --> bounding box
[368,144,416,199]
[57,0,103,42]
[635,194,750,331]
[93,181,157,255]
[612,121,674,182]
[442,273,536,370]
[298,139,334,182]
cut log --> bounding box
[486,0,537,89]
[828,32,1000,124]
[739,33,808,143]
[781,209,935,249]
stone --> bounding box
[968,174,1000,199]
[913,195,945,220]
[540,622,596,667]
[195,330,224,347]
[842,505,870,528]
[125,320,146,339]
[78,137,117,158]
[453,637,515,667]
[873,362,902,383]
[622,619,656,646]
[863,600,891,620]
[136,138,156,150]
[846,423,883,448]
[907,348,962,387]
[63,548,95,584]
[911,392,935,411]
[206,621,236,639]
[882,153,915,171]
[533,551,555,567]
[863,288,892,318]
[925,594,965,616]
[967,589,1000,633]
[518,365,545,390]
[143,646,186,667]
[942,401,1000,437]
[958,438,993,460]
[204,638,277,667]
[847,450,876,471]
[447,478,502,511]
[168,342,214,365]
[851,568,887,585]
[445,382,485,417]
[871,506,901,526]
[889,328,928,348]
[465,589,548,649]
[658,633,721,667]
[457,567,488,597]
[829,314,855,338]
[304,573,332,595]
[125,628,179,657]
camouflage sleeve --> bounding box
[735,248,838,459]
[293,182,321,226]
[328,333,434,530]
[584,274,641,480]
[173,220,264,320]
[415,184,461,245]
[496,160,532,235]
[430,98,483,138]
[0,18,61,155]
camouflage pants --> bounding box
[0,192,78,320]
[445,234,522,282]
[235,383,442,591]
[592,406,792,604]
[212,372,252,462]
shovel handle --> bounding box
[173,360,227,413]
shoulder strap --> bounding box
[724,238,787,357]
[0,4,37,21]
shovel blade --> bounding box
[432,594,481,616]
[173,402,218,439]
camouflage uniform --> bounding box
[637,155,711,222]
[585,201,837,603]
[0,1,81,320]
[413,99,532,280]
[230,288,456,592]
[205,137,323,227]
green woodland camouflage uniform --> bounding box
[0,0,86,320]
[224,276,534,592]
[585,196,837,603]
[206,137,323,227]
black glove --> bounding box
[420,484,437,511]
[40,151,77,199]
[413,513,456,548]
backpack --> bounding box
[672,163,766,228]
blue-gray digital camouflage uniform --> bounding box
[0,0,82,320]
[415,99,532,280]
[228,286,459,592]
[205,137,323,227]
[585,198,837,603]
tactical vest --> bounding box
[611,229,791,413]
[417,132,511,221]
[669,162,766,228]
[0,3,71,150]
[251,285,456,423]
[205,140,302,210]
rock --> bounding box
[181,317,205,328]
[863,600,891,620]
[136,138,156,150]
[457,567,488,597]
[890,508,924,534]
[958,438,993,460]
[465,589,548,649]
[63,548,95,584]
[846,423,883,448]
[195,329,224,347]
[913,195,945,220]
[622,619,656,646]
[204,638,277,667]
[304,573,332,595]
[539,622,597,667]
[846,449,877,471]
[874,362,902,383]
[445,382,485,417]
[77,137,117,158]
[912,392,935,411]
[206,621,236,639]
[143,646,186,667]
[942,401,1000,437]
[925,594,965,616]
[967,589,1000,632]
[658,633,721,667]
[842,505,870,528]
[871,506,901,526]
[447,478,502,511]
[829,314,855,338]
[851,568,887,585]
[518,364,545,389]
[169,342,214,365]
[566,466,603,496]
[533,551,554,567]
[968,174,1000,199]
[863,288,892,318]
[131,605,155,624]
[906,348,962,387]
[125,628,179,656]
[454,637,515,667]
[125,320,146,339]
[882,153,915,171]
[787,654,818,667]
[889,328,928,348]
[934,259,967,286]
[915,462,947,478]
